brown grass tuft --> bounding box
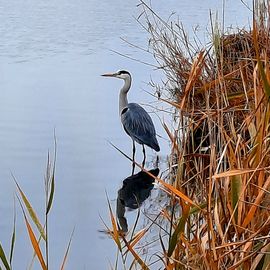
[108,1,270,269]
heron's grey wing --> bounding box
[121,103,160,151]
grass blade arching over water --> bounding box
[9,199,16,267]
[0,242,11,270]
[13,175,46,241]
[17,197,47,270]
[60,227,75,270]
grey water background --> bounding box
[0,0,252,269]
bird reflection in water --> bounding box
[117,168,159,233]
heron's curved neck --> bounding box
[119,77,131,115]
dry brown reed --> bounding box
[108,1,270,269]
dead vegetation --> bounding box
[108,1,270,269]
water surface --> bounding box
[0,0,252,268]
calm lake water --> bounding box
[0,0,252,269]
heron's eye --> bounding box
[121,107,128,115]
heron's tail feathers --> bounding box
[149,137,160,152]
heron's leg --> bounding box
[132,140,136,175]
[142,144,146,168]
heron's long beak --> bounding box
[101,72,117,77]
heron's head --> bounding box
[101,70,131,81]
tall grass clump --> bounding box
[108,1,270,269]
[0,140,73,270]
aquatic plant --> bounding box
[0,139,73,270]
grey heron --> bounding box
[102,70,160,173]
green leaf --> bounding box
[167,211,189,257]
[46,173,55,215]
[0,242,11,270]
[9,206,16,266]
[167,200,208,257]
[13,176,46,241]
[189,200,209,215]
[46,136,56,215]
